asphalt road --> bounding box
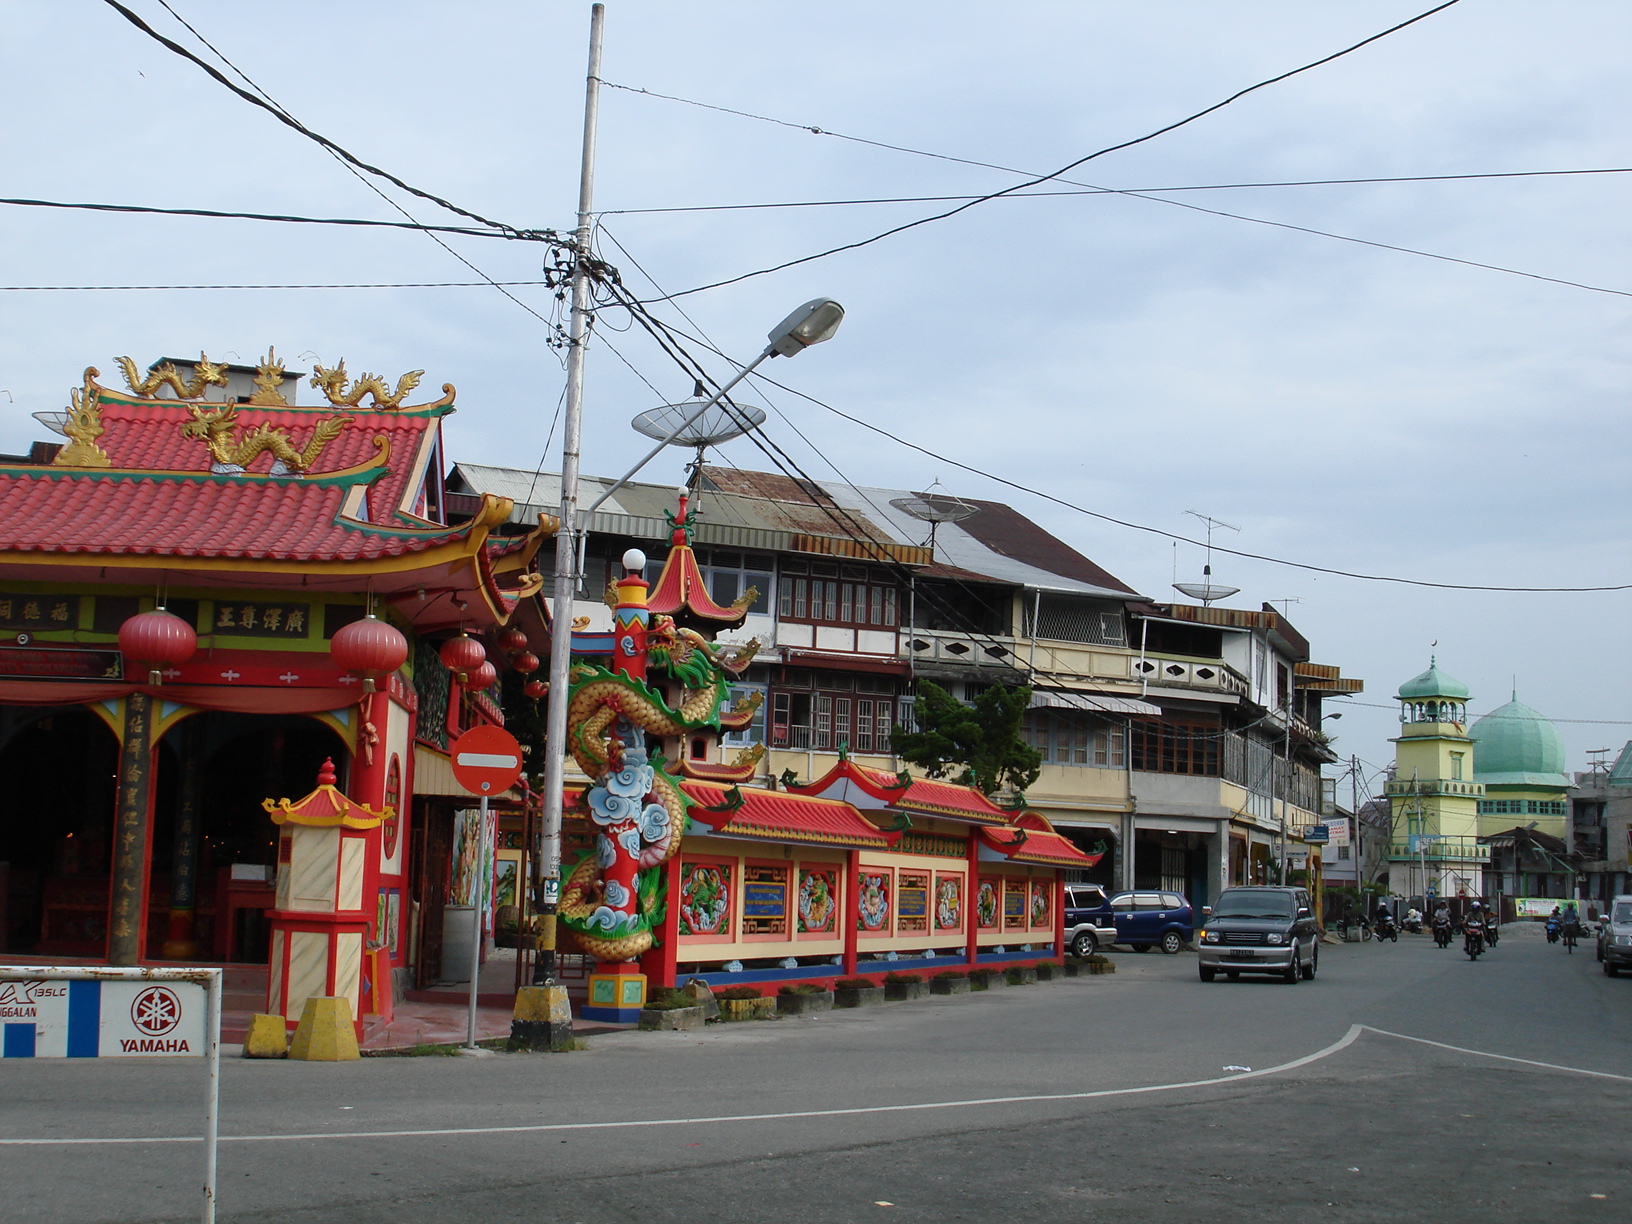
[4,929,1629,1223]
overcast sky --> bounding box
[2,1,1627,792]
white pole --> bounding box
[201,968,221,1224]
[537,0,605,987]
[466,795,489,1049]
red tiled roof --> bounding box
[790,758,1010,825]
[0,468,481,562]
[88,385,450,527]
[681,780,896,849]
[978,825,1099,868]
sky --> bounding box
[1,1,1627,796]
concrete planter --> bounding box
[929,977,970,996]
[638,1006,705,1032]
[968,972,1004,991]
[719,997,777,1022]
[884,980,926,1002]
[1034,963,1059,982]
[1082,961,1115,975]
[1005,967,1038,986]
[776,990,834,1016]
[833,986,885,1008]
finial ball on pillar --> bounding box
[621,548,647,574]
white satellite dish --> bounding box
[1173,511,1241,606]
[891,486,978,553]
[32,411,69,437]
[631,382,766,448]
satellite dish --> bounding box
[31,411,69,437]
[631,383,766,448]
[1174,582,1241,604]
[890,493,978,524]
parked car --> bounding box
[1063,885,1118,958]
[1108,889,1195,954]
[1596,894,1632,977]
[1196,885,1320,984]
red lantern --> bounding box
[330,615,408,692]
[439,634,486,680]
[512,650,540,675]
[463,659,498,690]
[497,627,528,654]
[524,679,548,699]
[119,608,197,684]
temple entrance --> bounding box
[0,705,121,956]
[147,712,348,963]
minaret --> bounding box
[1386,657,1486,901]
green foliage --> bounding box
[778,983,828,996]
[890,681,1041,796]
[713,985,763,1001]
[932,968,969,980]
[641,988,696,1012]
[882,971,923,983]
[833,977,879,990]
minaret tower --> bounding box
[1386,658,1486,901]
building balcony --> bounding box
[1131,653,1247,697]
[902,628,1023,671]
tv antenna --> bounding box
[891,480,978,554]
[1173,510,1241,605]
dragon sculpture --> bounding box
[116,353,231,400]
[309,360,424,410]
[181,403,351,476]
[558,618,756,961]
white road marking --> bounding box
[7,1023,1625,1149]
[1359,1026,1632,1083]
[0,1025,1365,1146]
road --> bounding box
[3,928,1629,1223]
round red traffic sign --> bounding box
[449,725,525,796]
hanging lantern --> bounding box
[463,659,498,691]
[329,615,409,693]
[512,650,540,675]
[524,679,548,699]
[496,627,529,654]
[438,634,486,681]
[119,608,197,685]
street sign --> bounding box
[1303,825,1330,844]
[1408,833,1443,854]
[449,725,525,796]
[1324,818,1351,847]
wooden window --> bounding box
[855,699,873,753]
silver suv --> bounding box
[1596,895,1632,976]
[1196,886,1319,984]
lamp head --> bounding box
[767,297,844,357]
[621,548,647,574]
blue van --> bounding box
[1106,890,1195,953]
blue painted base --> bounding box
[581,1004,644,1024]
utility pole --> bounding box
[1350,753,1361,900]
[512,1,603,1051]
[1278,668,1293,883]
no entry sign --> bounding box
[449,724,525,796]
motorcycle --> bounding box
[1374,913,1399,943]
[1403,916,1424,934]
[1486,922,1500,947]
[1465,924,1485,960]
[1433,918,1453,948]
[1546,916,1561,944]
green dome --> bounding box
[1397,658,1470,701]
[1471,700,1569,788]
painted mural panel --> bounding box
[1030,880,1051,928]
[975,878,1000,930]
[934,873,963,931]
[742,864,790,937]
[856,868,893,933]
[1003,878,1029,930]
[897,872,929,933]
[797,867,838,935]
[678,861,733,938]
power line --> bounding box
[100,0,551,243]
[0,196,527,239]
[599,167,1632,215]
[0,280,554,292]
[622,309,1631,594]
[634,0,1466,301]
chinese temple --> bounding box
[0,354,1093,1044]
[0,352,550,1038]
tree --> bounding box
[890,681,1041,797]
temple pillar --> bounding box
[844,849,861,976]
[161,719,203,959]
[108,693,157,966]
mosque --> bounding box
[1385,659,1574,904]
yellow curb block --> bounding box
[288,997,360,1061]
[242,1013,289,1059]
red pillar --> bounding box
[1054,873,1066,959]
[965,835,981,968]
[640,853,683,990]
[842,850,860,976]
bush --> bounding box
[778,983,827,996]
[932,969,969,980]
[641,988,695,1012]
[833,977,878,990]
[713,985,762,1001]
[882,971,923,984]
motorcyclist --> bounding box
[1463,901,1488,952]
[1404,906,1423,933]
